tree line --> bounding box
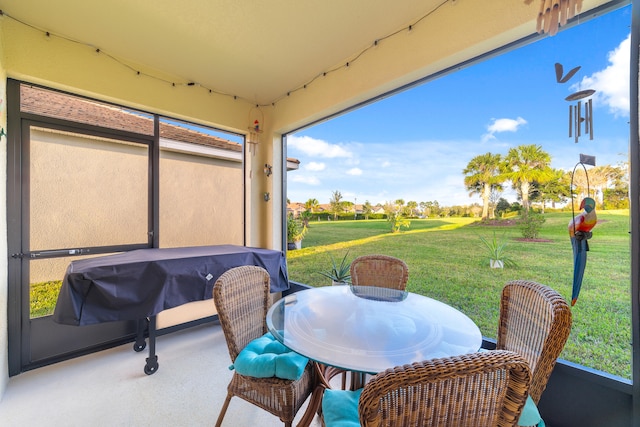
[291,144,629,225]
[463,144,628,219]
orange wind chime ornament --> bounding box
[247,106,263,156]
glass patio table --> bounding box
[266,285,482,377]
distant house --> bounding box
[286,202,306,217]
[317,204,330,213]
[372,205,386,215]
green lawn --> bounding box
[286,211,632,379]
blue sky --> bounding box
[286,5,632,207]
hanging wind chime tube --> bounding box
[525,0,583,36]
[566,91,595,143]
[568,104,572,138]
[575,101,582,142]
[585,98,593,140]
[247,106,264,156]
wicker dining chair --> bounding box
[323,350,531,427]
[497,280,572,426]
[213,265,316,427]
[350,254,409,290]
[322,254,409,390]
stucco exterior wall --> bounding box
[29,129,149,252]
[159,149,244,248]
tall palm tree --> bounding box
[463,153,503,220]
[304,198,319,213]
[503,145,553,215]
[329,190,343,220]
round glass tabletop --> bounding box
[266,285,482,374]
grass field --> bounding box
[286,211,632,379]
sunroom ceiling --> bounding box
[1,0,618,106]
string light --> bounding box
[0,1,450,108]
[270,0,449,104]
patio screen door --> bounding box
[19,121,152,371]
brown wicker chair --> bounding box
[323,254,409,390]
[323,350,531,427]
[497,280,572,425]
[350,254,409,290]
[213,265,316,427]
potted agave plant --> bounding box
[479,231,515,269]
[318,251,351,285]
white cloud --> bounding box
[287,135,352,158]
[482,117,527,142]
[290,175,321,185]
[305,162,326,171]
[573,34,630,117]
[286,137,525,206]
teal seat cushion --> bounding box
[518,395,544,427]
[322,388,363,427]
[232,332,308,381]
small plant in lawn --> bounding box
[318,251,351,285]
[479,231,516,268]
[299,210,313,228]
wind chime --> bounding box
[557,58,598,306]
[567,90,595,143]
[524,0,583,36]
[555,62,595,143]
[247,105,263,156]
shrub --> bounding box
[520,212,546,239]
[287,214,307,242]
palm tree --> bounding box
[363,200,373,220]
[463,153,503,220]
[304,198,319,213]
[503,145,553,215]
[329,190,343,220]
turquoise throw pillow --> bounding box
[518,395,544,427]
[233,332,308,380]
[322,388,363,427]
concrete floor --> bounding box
[0,322,322,427]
